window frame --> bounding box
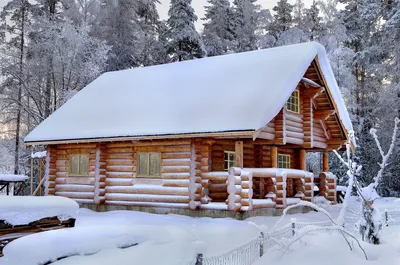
[69,154,89,177]
[224,151,236,171]
[137,152,162,178]
[278,154,291,169]
[286,90,300,114]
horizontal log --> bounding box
[106,154,133,160]
[208,183,228,192]
[132,139,192,146]
[202,172,229,181]
[285,137,304,145]
[105,178,134,186]
[161,152,192,159]
[162,159,191,167]
[286,131,304,139]
[162,173,190,179]
[105,185,190,196]
[104,201,189,208]
[134,146,191,153]
[105,193,190,203]
[106,172,134,178]
[55,191,94,199]
[106,165,135,172]
[55,184,95,192]
[162,179,190,187]
[209,192,229,200]
[258,132,275,140]
[57,144,97,149]
[162,166,190,173]
[106,159,133,166]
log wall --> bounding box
[54,144,97,204]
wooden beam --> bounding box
[252,128,262,141]
[323,151,329,172]
[235,141,244,168]
[299,149,307,170]
[319,120,332,140]
[271,146,278,168]
[314,109,336,121]
[25,130,255,146]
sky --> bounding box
[0,0,315,30]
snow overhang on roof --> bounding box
[24,42,354,145]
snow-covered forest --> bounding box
[0,0,399,195]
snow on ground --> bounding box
[253,226,400,265]
[0,196,78,225]
[1,196,400,265]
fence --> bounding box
[191,209,400,265]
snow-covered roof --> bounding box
[24,42,353,144]
[0,196,79,225]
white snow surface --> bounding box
[31,151,47,158]
[0,196,79,225]
[0,209,259,265]
[0,174,28,182]
[1,197,400,265]
[24,42,353,143]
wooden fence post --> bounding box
[385,209,389,227]
[259,232,264,257]
[195,253,203,265]
[291,218,296,236]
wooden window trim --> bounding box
[286,90,301,114]
[224,151,236,171]
[137,152,162,178]
[278,154,291,169]
[69,154,89,177]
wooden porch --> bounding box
[200,168,336,212]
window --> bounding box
[278,154,291,169]
[137,152,161,178]
[224,151,236,170]
[69,154,89,177]
[286,90,300,113]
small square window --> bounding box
[286,90,300,113]
[137,152,161,178]
[69,154,89,177]
[278,154,291,169]
[224,151,236,171]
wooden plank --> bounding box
[271,146,278,168]
[235,141,243,168]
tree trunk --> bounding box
[14,1,27,174]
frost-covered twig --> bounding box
[283,226,368,260]
[369,117,399,189]
[270,201,354,252]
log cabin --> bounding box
[24,42,354,216]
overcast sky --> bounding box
[0,0,315,30]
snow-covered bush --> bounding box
[334,117,399,245]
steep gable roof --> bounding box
[24,42,353,144]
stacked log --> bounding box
[201,172,229,202]
[227,168,242,211]
[275,171,287,209]
[326,172,337,203]
[285,111,304,145]
[54,144,97,204]
[274,109,287,145]
[303,96,314,148]
[105,140,193,207]
[303,172,314,202]
[313,121,328,149]
[240,170,253,211]
[189,141,202,210]
[104,142,134,203]
[94,144,106,204]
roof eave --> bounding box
[24,130,256,146]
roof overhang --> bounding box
[24,130,256,146]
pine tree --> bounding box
[268,0,293,38]
[166,0,206,61]
[202,0,235,56]
[303,0,325,41]
[231,0,260,52]
[92,0,143,70]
